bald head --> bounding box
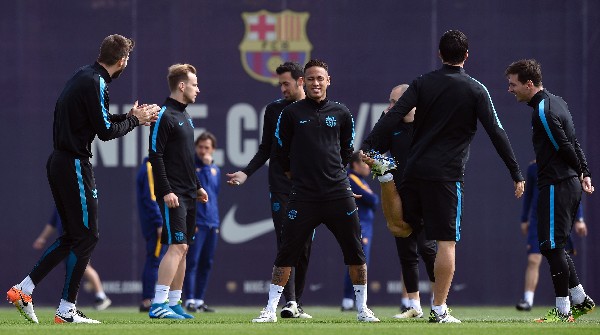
[386,84,415,123]
[390,84,409,104]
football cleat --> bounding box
[516,299,532,311]
[357,307,380,322]
[148,302,185,319]
[6,285,38,323]
[393,306,424,319]
[365,150,397,177]
[170,302,195,319]
[571,296,595,320]
[297,304,312,319]
[54,309,101,324]
[535,307,574,323]
[94,297,112,311]
[280,301,299,318]
[429,309,461,323]
[184,301,197,312]
[197,303,215,312]
[399,304,410,313]
[252,308,277,323]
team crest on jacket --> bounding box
[239,10,312,85]
[325,116,336,127]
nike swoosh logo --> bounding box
[221,205,274,244]
[300,120,308,124]
[393,131,403,136]
[346,208,358,215]
[179,122,184,126]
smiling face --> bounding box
[304,65,330,102]
[507,73,534,103]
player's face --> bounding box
[386,87,403,113]
[507,74,531,103]
[195,139,215,160]
[304,66,330,102]
[182,73,200,104]
[111,54,129,79]
[278,72,304,102]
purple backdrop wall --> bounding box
[1,0,598,307]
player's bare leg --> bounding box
[433,241,455,307]
[380,179,412,237]
[360,150,412,237]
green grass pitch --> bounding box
[0,306,598,335]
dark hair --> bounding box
[504,59,543,87]
[97,34,135,66]
[167,64,197,92]
[349,151,362,165]
[304,59,328,73]
[276,62,304,80]
[439,30,468,65]
[195,131,217,148]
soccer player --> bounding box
[505,59,595,322]
[183,132,221,313]
[226,62,313,319]
[516,160,587,312]
[32,209,112,311]
[252,59,379,323]
[340,152,379,312]
[362,84,437,319]
[6,34,158,324]
[147,64,209,320]
[362,30,525,323]
[136,156,167,312]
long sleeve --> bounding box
[148,108,172,198]
[475,86,523,182]
[242,105,277,177]
[83,75,139,141]
[274,108,293,173]
[536,103,582,174]
[340,110,355,167]
[362,86,413,152]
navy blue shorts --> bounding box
[275,197,365,266]
[157,195,196,245]
[399,179,463,242]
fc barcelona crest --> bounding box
[239,10,312,85]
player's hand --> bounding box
[359,150,375,168]
[226,171,248,186]
[132,102,160,124]
[197,188,209,203]
[574,220,588,237]
[284,171,292,179]
[520,221,528,236]
[32,237,46,250]
[164,192,179,208]
[514,180,525,198]
[581,176,594,194]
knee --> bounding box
[388,223,412,237]
[169,243,189,257]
